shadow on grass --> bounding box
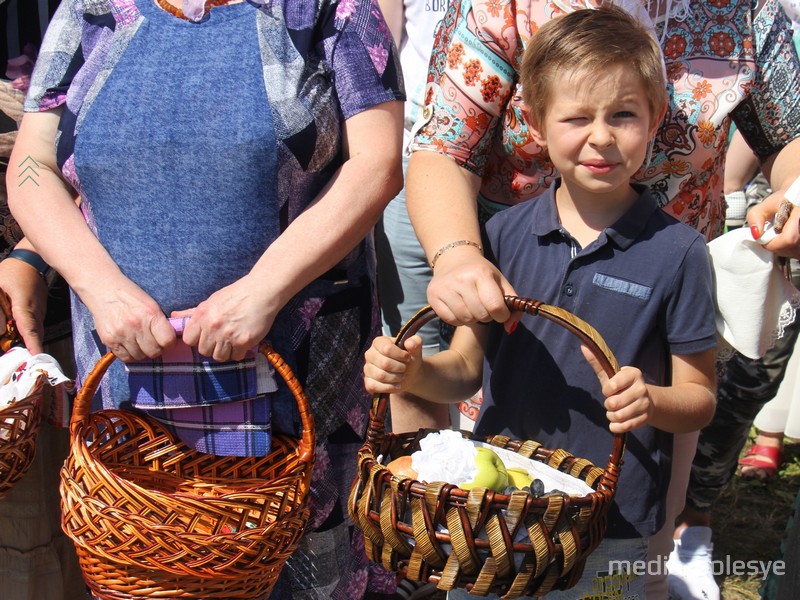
[715,439,800,599]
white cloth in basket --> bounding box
[0,346,72,408]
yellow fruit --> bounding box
[506,467,533,489]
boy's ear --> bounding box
[649,101,668,138]
[529,118,547,148]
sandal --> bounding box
[738,443,782,481]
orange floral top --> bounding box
[411,0,800,240]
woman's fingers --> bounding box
[427,256,512,325]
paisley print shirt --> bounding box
[411,0,800,240]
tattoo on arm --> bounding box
[17,156,41,187]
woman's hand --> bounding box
[363,335,423,394]
[0,256,48,354]
[174,274,278,362]
[748,189,800,259]
[581,345,653,434]
[427,250,519,330]
[81,273,176,362]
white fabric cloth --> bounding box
[754,333,800,438]
[0,346,72,409]
[708,227,800,359]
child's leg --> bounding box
[543,537,648,599]
[646,430,700,595]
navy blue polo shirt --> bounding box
[476,181,716,538]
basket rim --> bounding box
[358,431,615,509]
[66,407,309,502]
[70,342,315,464]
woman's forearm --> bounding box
[8,111,177,360]
[405,150,483,261]
[8,111,126,294]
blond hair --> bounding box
[520,4,667,129]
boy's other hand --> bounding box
[364,335,423,394]
[581,345,654,433]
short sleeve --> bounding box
[665,236,717,356]
[409,0,519,176]
[24,0,86,112]
[731,0,800,159]
[327,0,405,119]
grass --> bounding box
[714,436,800,599]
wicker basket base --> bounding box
[75,552,282,599]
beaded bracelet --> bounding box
[7,249,53,283]
[429,240,483,270]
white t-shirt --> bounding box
[399,0,448,142]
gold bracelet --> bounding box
[429,240,483,270]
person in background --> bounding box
[374,0,451,437]
[404,0,800,598]
[365,8,717,599]
[7,1,404,599]
[0,1,84,597]
[668,2,800,597]
[723,128,769,230]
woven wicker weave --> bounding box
[0,315,43,500]
[348,296,626,598]
[0,376,44,499]
[61,345,315,599]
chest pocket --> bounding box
[593,273,652,301]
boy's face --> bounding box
[531,65,661,202]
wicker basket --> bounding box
[60,344,315,599]
[348,296,626,598]
[0,377,45,499]
[0,317,45,500]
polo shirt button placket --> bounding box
[564,283,575,297]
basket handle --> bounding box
[0,291,21,353]
[367,295,625,489]
[70,344,316,464]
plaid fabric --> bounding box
[144,395,273,457]
[123,318,277,455]
[125,318,277,409]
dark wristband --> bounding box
[7,249,53,282]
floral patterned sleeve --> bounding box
[328,0,405,119]
[731,0,800,160]
[408,0,523,177]
[23,0,86,112]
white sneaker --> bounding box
[724,190,748,229]
[666,526,720,600]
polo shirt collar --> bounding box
[528,180,659,250]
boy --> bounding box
[364,5,717,598]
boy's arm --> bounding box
[647,349,717,433]
[413,324,486,402]
[364,324,487,403]
[583,347,717,434]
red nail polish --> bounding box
[507,321,518,334]
[750,224,761,240]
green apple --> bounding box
[460,447,508,492]
[506,467,533,490]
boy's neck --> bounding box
[554,180,639,248]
